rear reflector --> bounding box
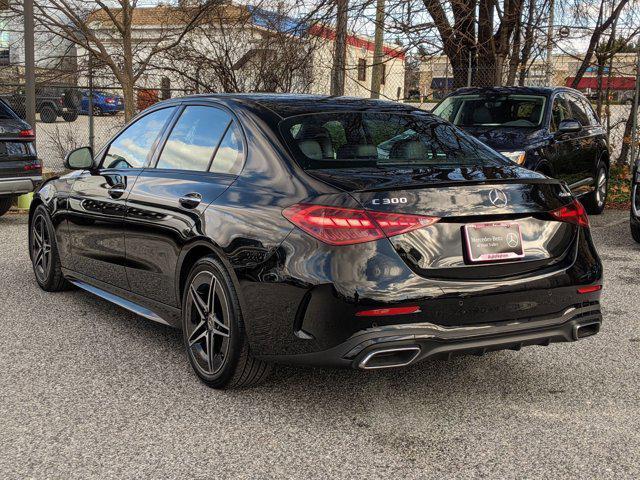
[356,306,421,317]
[577,285,602,294]
[19,129,35,139]
[282,203,439,246]
[549,199,589,228]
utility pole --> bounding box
[630,48,640,166]
[330,0,348,96]
[544,0,555,85]
[370,0,385,99]
[24,0,36,133]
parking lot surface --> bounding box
[0,210,638,479]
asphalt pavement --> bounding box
[0,210,638,479]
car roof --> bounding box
[176,93,420,119]
[447,86,583,97]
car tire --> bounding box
[62,110,78,122]
[92,106,103,116]
[631,216,640,243]
[583,164,608,215]
[39,105,57,123]
[182,256,272,389]
[0,196,13,217]
[30,205,71,291]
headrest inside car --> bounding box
[336,144,378,159]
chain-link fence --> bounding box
[2,55,640,174]
[0,82,194,173]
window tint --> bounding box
[550,95,571,131]
[433,94,546,128]
[282,112,510,170]
[209,121,244,175]
[565,94,590,127]
[103,107,175,169]
[157,105,232,171]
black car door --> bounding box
[564,92,598,194]
[66,106,177,289]
[124,102,245,307]
[547,93,583,190]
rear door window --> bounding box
[156,105,232,171]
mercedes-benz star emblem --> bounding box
[506,232,519,248]
[488,188,508,207]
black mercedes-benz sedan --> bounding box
[29,94,603,389]
[432,87,610,214]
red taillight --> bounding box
[356,306,421,317]
[105,97,115,104]
[24,163,41,171]
[577,285,602,294]
[19,129,35,138]
[550,200,589,228]
[282,204,439,246]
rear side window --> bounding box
[209,121,244,175]
[103,107,175,169]
[281,111,509,170]
[156,105,232,171]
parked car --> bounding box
[0,87,80,123]
[630,162,640,242]
[432,86,610,214]
[0,99,41,216]
[79,90,125,116]
[29,95,603,389]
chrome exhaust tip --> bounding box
[573,321,601,340]
[358,346,421,370]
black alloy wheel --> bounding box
[30,206,69,291]
[185,269,232,376]
[182,257,272,389]
[31,210,52,284]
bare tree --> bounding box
[152,2,321,94]
[26,0,220,120]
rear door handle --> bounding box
[179,192,202,209]
[108,186,126,199]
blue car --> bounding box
[79,90,124,116]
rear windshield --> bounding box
[280,111,509,170]
[433,94,546,128]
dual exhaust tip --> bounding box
[358,346,421,370]
[358,321,601,370]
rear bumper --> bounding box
[260,301,602,368]
[0,176,42,196]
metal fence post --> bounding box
[88,54,95,153]
[23,0,36,133]
[630,48,640,166]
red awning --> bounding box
[565,76,636,90]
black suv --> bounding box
[1,87,80,123]
[0,99,41,216]
[433,87,610,214]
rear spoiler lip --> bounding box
[352,177,565,194]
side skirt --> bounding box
[62,268,182,328]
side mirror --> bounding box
[64,146,94,170]
[557,119,582,134]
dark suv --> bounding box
[433,87,610,214]
[0,99,41,216]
